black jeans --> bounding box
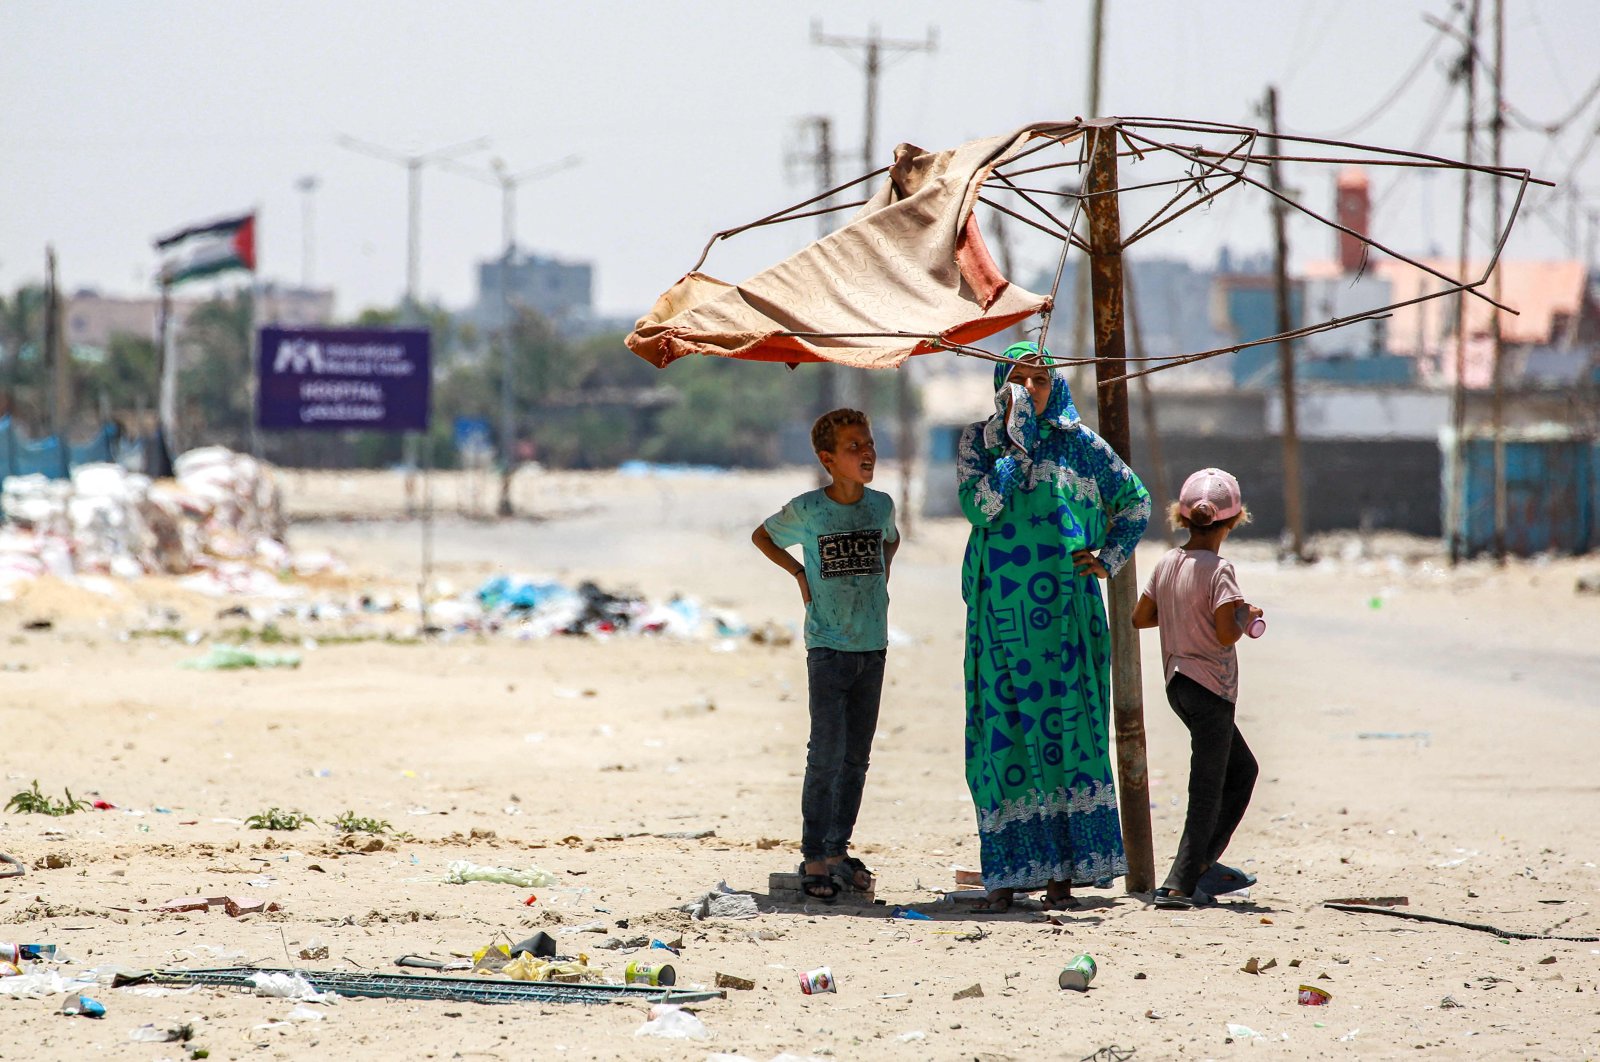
[801,647,886,862]
[1162,672,1259,895]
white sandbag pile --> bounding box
[0,447,296,594]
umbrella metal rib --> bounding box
[657,117,1543,388]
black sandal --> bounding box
[1153,887,1213,910]
[799,863,838,904]
[832,856,875,891]
[1197,862,1256,896]
[1043,886,1081,911]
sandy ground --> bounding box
[2,466,1598,1061]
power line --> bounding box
[1504,71,1600,136]
[1297,19,1452,140]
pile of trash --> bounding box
[422,574,751,641]
[0,447,322,597]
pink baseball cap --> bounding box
[1178,467,1242,526]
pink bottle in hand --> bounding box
[1236,604,1266,639]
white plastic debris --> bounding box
[128,1024,184,1043]
[0,970,98,998]
[249,972,337,1003]
[634,1003,709,1040]
[444,861,557,887]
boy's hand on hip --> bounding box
[795,569,812,604]
[1072,550,1109,579]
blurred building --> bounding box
[471,250,594,334]
[65,284,335,354]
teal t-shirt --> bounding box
[764,487,898,652]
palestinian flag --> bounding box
[154,212,256,286]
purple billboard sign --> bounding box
[257,326,430,432]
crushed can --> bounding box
[799,966,836,994]
[1057,953,1097,991]
[1298,984,1332,1006]
[624,960,676,987]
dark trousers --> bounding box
[801,647,886,862]
[1162,672,1259,895]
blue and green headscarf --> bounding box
[988,341,1080,451]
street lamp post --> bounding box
[339,133,489,633]
[439,154,580,516]
[337,134,492,318]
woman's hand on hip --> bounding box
[1072,550,1109,579]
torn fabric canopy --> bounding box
[627,122,1084,371]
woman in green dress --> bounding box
[957,342,1150,910]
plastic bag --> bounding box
[634,1004,709,1040]
[0,970,97,998]
[499,953,604,983]
[249,972,336,1003]
[445,861,555,887]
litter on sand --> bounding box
[444,861,557,887]
[58,993,105,1017]
[682,889,761,921]
[180,645,302,670]
[0,970,99,998]
[151,896,280,917]
[633,1003,709,1040]
[250,971,338,1003]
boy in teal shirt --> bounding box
[753,408,898,903]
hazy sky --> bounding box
[5,0,1598,319]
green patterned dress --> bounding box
[957,353,1150,891]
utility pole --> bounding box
[812,20,937,536]
[440,154,580,516]
[790,116,842,485]
[1449,0,1480,564]
[295,176,319,289]
[1263,86,1307,561]
[1123,267,1174,544]
[338,134,490,319]
[1489,0,1507,562]
[1069,0,1108,420]
[1084,121,1154,896]
[340,133,485,637]
[44,245,70,477]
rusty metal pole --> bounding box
[1084,121,1154,895]
[1450,0,1481,564]
[1264,86,1306,561]
[1490,0,1507,562]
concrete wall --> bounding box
[924,425,1442,538]
[1137,434,1442,539]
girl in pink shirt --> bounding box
[1132,468,1264,909]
